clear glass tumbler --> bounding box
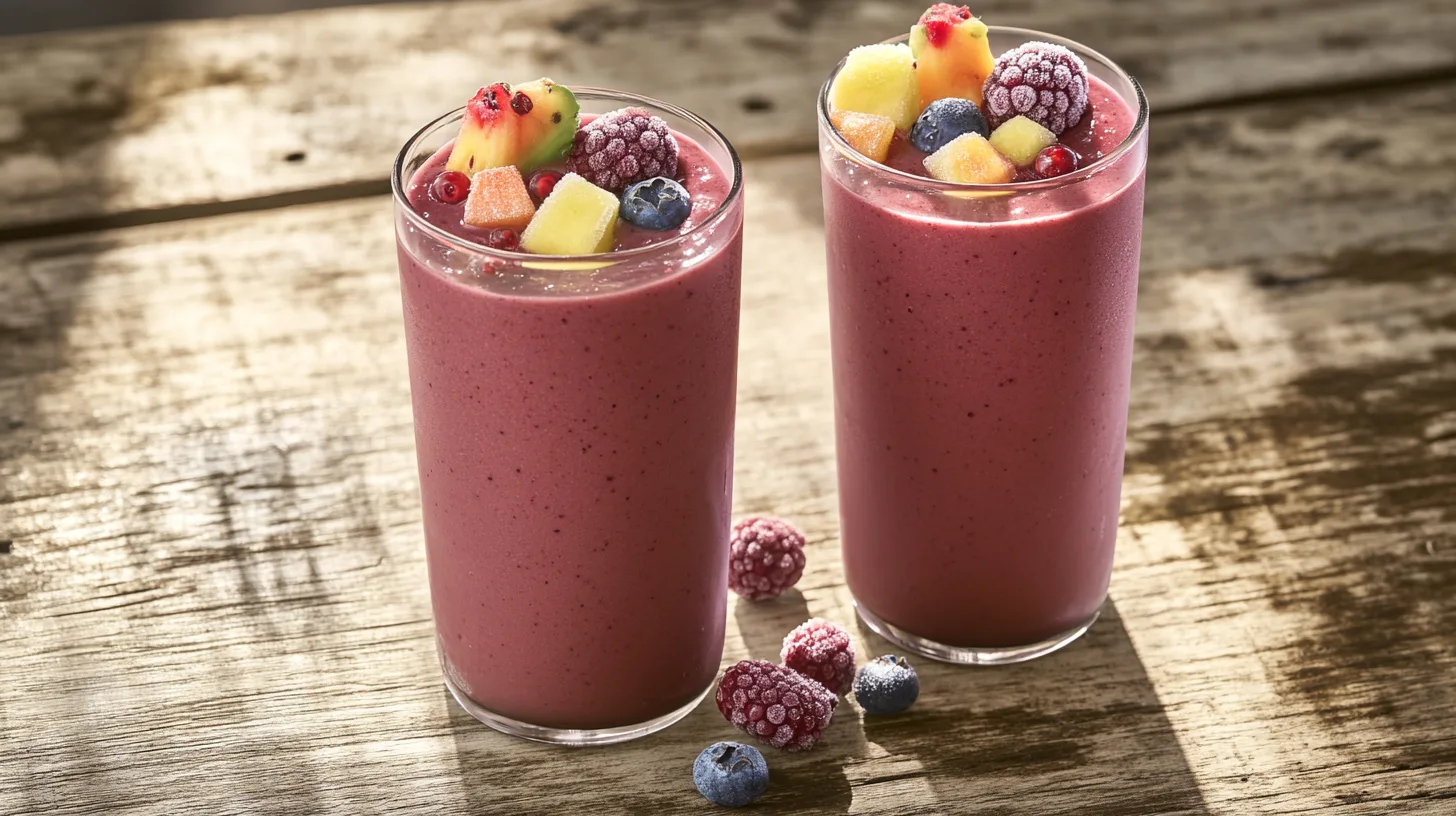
[819,29,1150,664]
[392,90,744,742]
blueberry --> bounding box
[853,655,919,716]
[909,98,989,154]
[619,177,692,231]
[692,741,769,808]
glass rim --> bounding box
[391,87,745,263]
[817,26,1150,193]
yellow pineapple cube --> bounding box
[520,173,618,255]
[828,43,920,131]
[989,116,1058,169]
[830,110,897,163]
[923,133,1015,184]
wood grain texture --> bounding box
[3,72,1455,813]
[2,0,1456,233]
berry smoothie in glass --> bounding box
[819,5,1149,664]
[392,78,744,743]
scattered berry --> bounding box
[429,170,470,204]
[485,228,520,251]
[566,107,679,193]
[1034,144,1080,179]
[982,41,1089,135]
[716,659,837,751]
[780,618,856,695]
[910,98,989,154]
[853,655,919,716]
[619,177,692,231]
[526,169,563,205]
[692,742,769,808]
[728,516,807,600]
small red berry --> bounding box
[1033,144,1080,179]
[430,170,470,204]
[527,169,564,205]
[781,619,856,695]
[486,228,520,251]
[728,516,807,600]
[511,91,534,116]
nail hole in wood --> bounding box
[0,540,11,555]
[741,95,774,113]
[285,151,307,163]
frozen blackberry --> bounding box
[982,42,1089,135]
[728,516,807,600]
[780,618,856,695]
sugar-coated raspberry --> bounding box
[728,516,807,600]
[715,659,838,752]
[780,618,856,695]
[982,42,1089,135]
[565,107,679,193]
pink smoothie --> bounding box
[822,75,1146,648]
[397,134,742,729]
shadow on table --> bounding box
[853,599,1210,815]
[441,598,1205,815]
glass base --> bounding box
[443,671,713,746]
[853,597,1101,666]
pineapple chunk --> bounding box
[989,116,1058,169]
[463,166,536,230]
[923,133,1015,184]
[828,44,920,131]
[830,110,897,163]
[520,173,618,255]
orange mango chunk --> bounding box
[463,165,536,230]
[830,110,897,163]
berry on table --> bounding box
[429,170,470,204]
[981,41,1089,135]
[692,742,769,808]
[566,107,679,193]
[910,98,989,154]
[716,659,838,752]
[619,177,692,231]
[728,516,807,600]
[1034,144,1080,178]
[853,655,919,716]
[526,169,563,205]
[781,618,856,695]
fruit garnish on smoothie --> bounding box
[409,78,727,257]
[827,5,1107,183]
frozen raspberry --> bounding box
[565,107,679,193]
[715,659,837,752]
[981,42,1089,135]
[728,516,807,600]
[780,618,856,695]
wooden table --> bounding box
[2,2,1453,813]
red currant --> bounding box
[486,228,520,251]
[429,170,470,204]
[1033,145,1080,179]
[526,169,563,205]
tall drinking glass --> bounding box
[819,29,1149,664]
[392,90,744,742]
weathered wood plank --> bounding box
[3,83,1455,814]
[2,0,1455,233]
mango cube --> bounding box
[923,132,1015,184]
[828,43,920,131]
[830,110,897,163]
[463,165,536,230]
[520,173,618,255]
[989,116,1058,169]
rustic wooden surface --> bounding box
[1,1,1454,814]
